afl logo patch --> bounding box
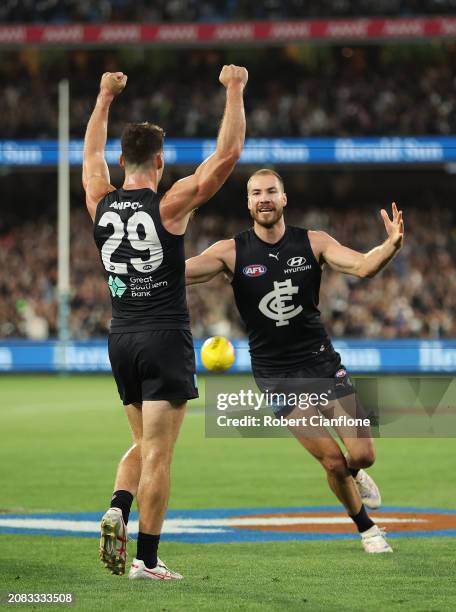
[243,264,267,277]
[287,256,306,267]
[335,368,347,378]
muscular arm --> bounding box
[160,65,247,235]
[310,203,404,279]
[83,72,127,221]
[185,240,235,285]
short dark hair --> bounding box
[121,122,165,167]
[247,168,284,192]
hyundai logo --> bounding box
[287,256,306,267]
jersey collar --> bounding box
[252,225,288,249]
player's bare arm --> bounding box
[185,239,236,285]
[83,72,128,221]
[309,202,404,278]
[160,65,248,235]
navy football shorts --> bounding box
[253,349,355,418]
[108,329,198,405]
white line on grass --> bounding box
[0,515,427,535]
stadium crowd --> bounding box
[2,0,455,23]
[2,45,456,140]
[0,204,454,340]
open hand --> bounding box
[100,72,128,97]
[381,202,404,250]
[219,65,248,89]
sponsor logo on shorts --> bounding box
[243,264,267,277]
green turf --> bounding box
[0,375,455,611]
[2,536,455,612]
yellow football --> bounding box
[201,336,235,372]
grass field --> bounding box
[1,375,455,611]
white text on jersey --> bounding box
[110,201,143,211]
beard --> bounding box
[249,207,283,229]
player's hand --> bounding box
[100,72,128,98]
[219,65,248,90]
[381,202,404,250]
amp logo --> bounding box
[243,264,267,277]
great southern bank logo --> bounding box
[243,264,267,277]
[108,275,127,298]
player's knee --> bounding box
[141,445,172,468]
[320,454,347,478]
[361,451,375,468]
[351,445,376,468]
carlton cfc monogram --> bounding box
[258,279,303,326]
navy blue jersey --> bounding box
[93,188,189,333]
[231,226,331,370]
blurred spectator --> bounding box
[0,204,455,340]
[1,45,456,139]
[1,0,456,23]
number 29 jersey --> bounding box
[231,226,331,371]
[93,187,190,333]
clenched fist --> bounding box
[100,72,128,97]
[219,65,248,89]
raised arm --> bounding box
[310,202,404,278]
[83,72,127,221]
[186,240,235,285]
[160,65,248,234]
